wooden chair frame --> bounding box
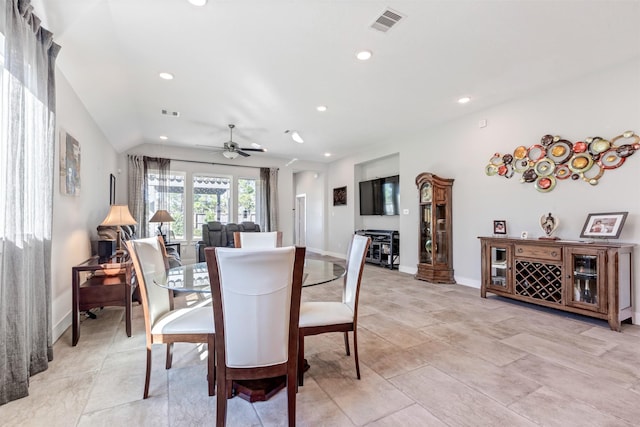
[205,246,305,427]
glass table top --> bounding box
[158,259,345,293]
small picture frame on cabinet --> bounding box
[493,220,507,235]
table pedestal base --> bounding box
[233,376,285,402]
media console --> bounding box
[356,229,399,269]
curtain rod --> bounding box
[168,158,278,171]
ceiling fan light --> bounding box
[291,131,304,144]
[223,151,239,159]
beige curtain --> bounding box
[0,0,61,405]
[127,155,170,238]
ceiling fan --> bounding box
[201,124,266,159]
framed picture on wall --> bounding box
[109,174,116,204]
[60,131,81,196]
[333,186,347,206]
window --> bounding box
[237,178,257,223]
[193,175,231,239]
[146,171,186,240]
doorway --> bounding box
[295,194,306,247]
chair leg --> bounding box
[216,371,228,427]
[144,346,152,399]
[298,331,305,386]
[166,342,174,369]
[207,335,216,396]
[287,370,297,427]
[343,331,350,356]
[353,328,361,380]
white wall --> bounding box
[51,71,119,341]
[327,59,640,317]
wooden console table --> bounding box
[72,255,133,346]
[479,237,634,331]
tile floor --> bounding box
[3,260,640,426]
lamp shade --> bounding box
[222,151,239,160]
[100,205,137,226]
[149,209,175,223]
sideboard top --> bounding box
[478,236,635,249]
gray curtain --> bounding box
[259,168,278,232]
[127,155,170,238]
[0,0,61,405]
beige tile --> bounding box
[390,365,537,427]
[365,403,447,426]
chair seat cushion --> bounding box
[299,301,353,328]
[152,306,214,335]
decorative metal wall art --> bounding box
[485,131,639,192]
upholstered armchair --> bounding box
[98,224,181,267]
[196,221,228,262]
[239,221,260,232]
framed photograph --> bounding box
[333,186,347,206]
[580,212,628,239]
[109,174,116,205]
[493,220,507,235]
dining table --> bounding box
[157,257,346,402]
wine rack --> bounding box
[514,260,562,304]
[479,237,634,331]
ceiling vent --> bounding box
[161,109,180,117]
[370,8,405,33]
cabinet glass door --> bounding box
[435,204,447,264]
[490,246,508,289]
[420,204,432,264]
[569,253,598,305]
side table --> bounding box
[72,255,134,346]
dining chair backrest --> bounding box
[343,234,371,312]
[209,246,301,368]
[233,231,282,248]
[127,237,171,329]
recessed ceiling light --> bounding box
[159,135,168,140]
[316,105,327,112]
[324,152,332,157]
[291,131,304,144]
[458,96,471,104]
[356,50,372,61]
[188,0,207,6]
[159,72,174,80]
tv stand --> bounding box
[356,230,399,270]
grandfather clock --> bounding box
[416,172,455,284]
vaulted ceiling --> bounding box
[31,0,640,163]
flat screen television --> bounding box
[359,175,400,215]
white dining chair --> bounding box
[233,231,282,248]
[297,234,371,386]
[127,236,215,398]
[204,245,305,427]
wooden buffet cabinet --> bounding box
[479,237,634,331]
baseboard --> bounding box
[53,311,72,343]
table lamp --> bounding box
[149,209,175,243]
[100,205,137,252]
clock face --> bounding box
[421,183,432,203]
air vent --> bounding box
[371,8,405,33]
[161,109,180,117]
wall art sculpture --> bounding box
[485,131,639,192]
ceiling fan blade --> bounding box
[196,144,224,151]
[237,150,251,157]
[239,147,266,152]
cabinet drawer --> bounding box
[514,244,562,261]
